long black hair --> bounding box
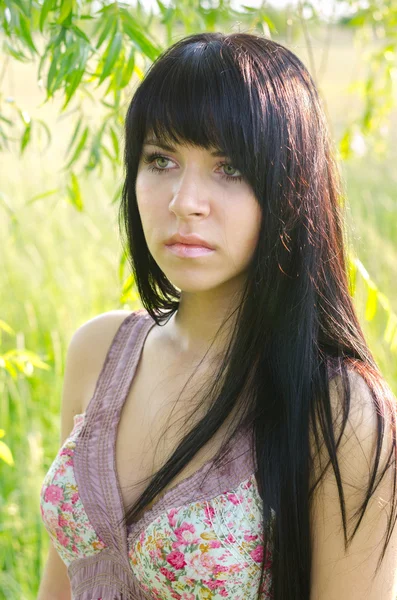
[118,32,397,599]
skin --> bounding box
[135,134,262,363]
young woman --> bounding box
[38,32,397,600]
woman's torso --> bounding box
[93,311,244,519]
[40,310,274,599]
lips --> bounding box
[165,233,215,250]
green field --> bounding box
[0,25,396,599]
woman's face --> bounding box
[135,134,262,293]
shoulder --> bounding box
[71,309,136,348]
[326,366,395,471]
[310,365,397,598]
[69,309,138,412]
[313,365,395,497]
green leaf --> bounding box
[120,8,162,61]
[348,255,358,296]
[65,117,82,158]
[339,127,352,161]
[98,31,122,85]
[3,40,30,62]
[67,172,83,211]
[96,15,117,50]
[71,25,91,45]
[20,122,32,153]
[36,118,52,151]
[0,320,14,335]
[19,14,38,55]
[155,0,168,17]
[109,126,120,161]
[365,282,378,321]
[100,144,114,163]
[0,115,13,126]
[10,0,30,18]
[63,46,90,109]
[119,45,135,88]
[63,126,89,170]
[58,0,74,24]
[86,122,107,171]
[112,181,123,205]
[26,188,60,206]
[39,0,56,33]
[47,46,61,95]
[0,440,14,466]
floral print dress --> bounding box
[40,310,275,600]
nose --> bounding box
[168,168,210,219]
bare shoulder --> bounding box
[59,310,135,445]
[310,366,397,599]
[71,309,135,412]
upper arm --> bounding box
[60,309,133,445]
[310,369,397,600]
[38,310,134,597]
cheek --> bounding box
[135,173,165,222]
[225,201,262,255]
[135,172,154,203]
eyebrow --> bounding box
[143,137,228,157]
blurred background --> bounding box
[0,0,396,597]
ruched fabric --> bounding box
[40,310,274,599]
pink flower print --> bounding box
[213,562,227,574]
[170,592,181,599]
[188,551,216,578]
[166,550,187,570]
[203,580,226,590]
[72,545,78,553]
[204,503,215,526]
[225,533,236,544]
[54,465,66,480]
[44,485,64,505]
[46,510,59,531]
[71,492,79,504]
[180,594,195,600]
[244,533,258,542]
[228,562,246,574]
[60,448,73,457]
[226,492,241,505]
[58,515,69,528]
[160,567,176,581]
[60,503,73,512]
[168,507,179,528]
[174,522,198,546]
[250,544,264,563]
[65,459,73,467]
[219,588,228,597]
[209,539,222,548]
[56,529,69,547]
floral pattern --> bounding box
[128,475,274,599]
[40,414,274,598]
[40,413,107,565]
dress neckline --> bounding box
[73,310,254,592]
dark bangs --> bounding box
[125,33,272,192]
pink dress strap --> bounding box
[72,309,156,595]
